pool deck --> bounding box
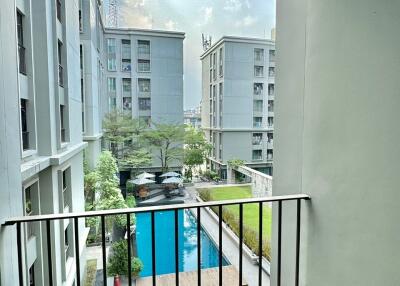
[136,265,248,286]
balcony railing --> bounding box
[18,44,27,75]
[2,194,310,286]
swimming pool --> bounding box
[136,209,230,277]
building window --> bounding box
[267,149,273,160]
[25,186,34,238]
[62,169,70,209]
[269,67,275,77]
[267,132,273,143]
[269,49,276,62]
[138,40,150,55]
[107,38,116,71]
[139,98,151,110]
[219,48,223,77]
[107,77,116,93]
[109,97,117,111]
[78,0,82,32]
[254,48,264,62]
[252,150,263,161]
[17,11,26,75]
[29,264,35,286]
[20,99,29,151]
[56,0,62,22]
[123,97,132,111]
[253,117,263,128]
[212,53,216,80]
[79,45,84,71]
[268,100,274,112]
[254,83,263,95]
[254,66,264,77]
[60,105,66,142]
[253,100,263,113]
[138,59,150,72]
[268,117,274,128]
[138,78,151,92]
[58,41,64,87]
[121,39,131,72]
[122,78,131,94]
[252,133,263,145]
[218,133,222,160]
[268,84,274,96]
[64,226,72,260]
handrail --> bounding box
[2,194,310,225]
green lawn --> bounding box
[198,185,271,240]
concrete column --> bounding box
[273,1,400,285]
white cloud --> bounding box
[164,19,177,31]
[224,0,250,12]
[119,0,153,28]
[197,6,213,26]
[234,15,257,27]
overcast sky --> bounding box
[106,0,276,109]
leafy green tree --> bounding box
[184,127,212,180]
[142,123,185,172]
[108,240,143,277]
[227,158,245,168]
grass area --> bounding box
[200,185,271,239]
[84,259,97,286]
[198,185,272,259]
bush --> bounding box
[108,240,143,277]
[198,189,271,260]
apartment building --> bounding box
[79,0,106,169]
[103,28,185,172]
[0,1,87,285]
[201,36,275,178]
[184,107,202,129]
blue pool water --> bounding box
[136,209,230,277]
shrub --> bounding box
[108,240,143,277]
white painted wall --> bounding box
[272,1,400,285]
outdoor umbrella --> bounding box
[136,172,155,179]
[160,171,181,177]
[128,177,155,185]
[162,177,183,184]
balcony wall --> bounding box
[273,0,400,285]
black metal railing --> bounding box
[2,194,310,286]
[18,44,27,75]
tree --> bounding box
[108,240,143,278]
[142,123,185,173]
[184,127,212,180]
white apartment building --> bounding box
[201,36,275,179]
[0,0,87,285]
[103,28,185,173]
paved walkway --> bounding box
[186,184,270,286]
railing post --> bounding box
[277,200,282,286]
[151,211,156,286]
[258,202,263,286]
[295,199,301,286]
[46,220,53,286]
[239,203,243,286]
[74,217,81,286]
[127,213,132,286]
[101,215,107,285]
[197,207,201,286]
[17,222,24,286]
[174,209,180,286]
[218,205,223,286]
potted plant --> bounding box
[108,240,144,283]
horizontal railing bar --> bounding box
[2,194,311,225]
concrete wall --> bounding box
[227,165,273,197]
[272,1,400,285]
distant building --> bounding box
[184,106,201,129]
[200,36,275,179]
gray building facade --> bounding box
[0,0,88,285]
[201,36,275,178]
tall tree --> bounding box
[184,127,212,180]
[142,123,185,173]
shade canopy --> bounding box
[136,172,155,179]
[160,171,181,178]
[128,177,155,185]
[162,177,183,184]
